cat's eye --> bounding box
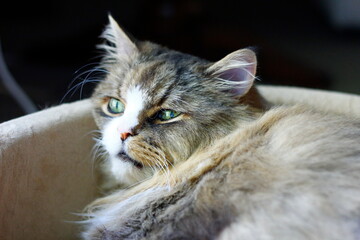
[157,109,181,121]
[105,98,125,116]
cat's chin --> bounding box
[118,151,143,169]
[107,154,153,187]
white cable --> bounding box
[0,39,37,114]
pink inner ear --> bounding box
[217,64,255,96]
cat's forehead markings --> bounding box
[125,85,146,112]
[111,85,146,134]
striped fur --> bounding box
[84,16,360,240]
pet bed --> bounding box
[1,85,359,240]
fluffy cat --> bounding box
[82,16,360,240]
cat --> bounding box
[82,16,360,240]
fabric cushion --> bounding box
[0,86,359,239]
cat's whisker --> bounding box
[90,138,108,177]
[69,63,103,87]
[65,76,102,102]
[83,129,102,138]
[163,161,175,187]
[158,161,170,181]
[153,153,174,187]
[74,62,104,73]
[123,175,154,190]
[146,154,167,178]
[154,157,166,172]
[77,68,115,99]
[161,164,172,188]
[156,161,172,188]
[78,66,121,81]
[143,157,157,177]
[61,79,102,103]
[61,66,119,103]
[73,67,106,82]
[137,148,172,186]
[149,153,166,172]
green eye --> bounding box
[107,98,125,115]
[157,109,181,121]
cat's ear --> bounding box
[207,49,257,97]
[99,15,138,60]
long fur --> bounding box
[82,16,360,240]
[84,105,360,239]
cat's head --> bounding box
[91,16,265,187]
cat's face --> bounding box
[91,16,260,187]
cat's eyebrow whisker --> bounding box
[74,62,103,74]
[62,66,117,103]
[70,63,104,87]
[86,67,122,81]
[78,68,110,100]
[65,75,103,103]
[61,79,102,103]
[73,66,110,81]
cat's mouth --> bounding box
[118,151,143,169]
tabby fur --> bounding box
[82,16,360,240]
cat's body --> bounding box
[84,105,360,240]
[82,16,360,240]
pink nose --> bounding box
[120,132,132,141]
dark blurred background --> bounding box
[1,0,360,122]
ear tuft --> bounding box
[98,15,138,63]
[207,49,257,97]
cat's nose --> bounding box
[120,132,132,141]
